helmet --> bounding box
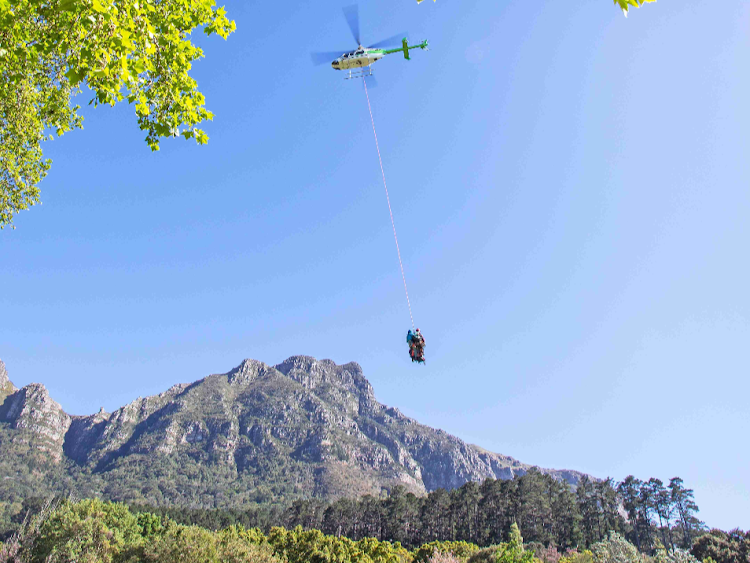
[416,328,420,332]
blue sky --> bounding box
[2,0,749,530]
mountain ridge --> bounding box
[0,356,588,509]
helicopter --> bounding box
[311,5,428,79]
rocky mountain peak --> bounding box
[0,356,588,508]
[274,355,374,399]
[0,382,71,461]
[227,359,274,385]
[0,359,16,400]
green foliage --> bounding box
[591,533,644,563]
[466,527,540,563]
[468,546,506,563]
[612,0,656,17]
[135,511,164,538]
[10,499,415,563]
[0,468,706,555]
[140,521,279,563]
[141,523,222,563]
[690,529,750,563]
[652,546,699,563]
[427,551,466,563]
[525,544,562,563]
[413,541,480,563]
[0,497,58,562]
[560,550,594,563]
[0,498,742,563]
[495,524,538,563]
[31,498,143,563]
[0,0,235,227]
[267,525,412,563]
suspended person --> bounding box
[406,328,426,363]
[406,329,416,360]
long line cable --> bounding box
[363,77,415,330]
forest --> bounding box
[5,471,746,563]
[124,471,704,552]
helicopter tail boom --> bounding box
[401,39,428,59]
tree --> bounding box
[595,479,623,542]
[612,0,656,17]
[0,0,235,227]
[668,478,703,550]
[515,470,552,545]
[646,479,674,552]
[453,481,482,545]
[549,478,581,550]
[691,529,750,563]
[653,544,701,563]
[635,479,656,552]
[31,498,144,563]
[617,477,645,551]
[496,523,537,563]
[419,0,655,17]
[422,489,453,544]
[577,477,601,548]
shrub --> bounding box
[559,549,594,563]
[427,551,466,563]
[468,546,506,563]
[467,525,539,563]
[591,533,643,563]
[527,545,562,563]
[414,541,480,563]
[652,547,700,563]
[267,525,410,563]
[691,529,750,563]
[142,523,220,563]
[31,498,143,563]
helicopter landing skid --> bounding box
[345,67,374,80]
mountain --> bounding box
[0,356,586,511]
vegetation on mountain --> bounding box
[0,363,709,556]
[690,529,750,563]
[119,471,703,553]
[0,357,736,563]
[0,357,586,524]
[0,498,733,563]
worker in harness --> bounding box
[406,328,426,363]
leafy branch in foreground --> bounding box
[0,0,235,227]
[613,0,657,17]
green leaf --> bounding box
[65,68,85,86]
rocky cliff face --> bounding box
[0,360,16,401]
[0,356,587,508]
[0,364,71,462]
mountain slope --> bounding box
[0,357,587,509]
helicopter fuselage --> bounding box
[331,48,385,70]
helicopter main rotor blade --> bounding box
[367,33,408,49]
[311,51,349,66]
[343,4,360,46]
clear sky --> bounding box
[2,0,748,531]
